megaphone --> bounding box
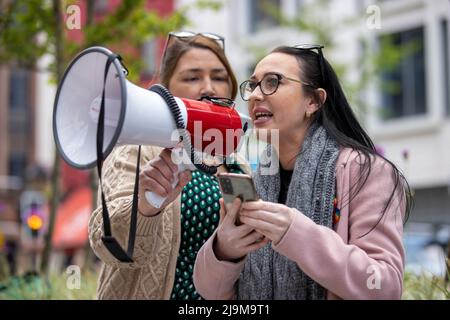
[53,46,250,208]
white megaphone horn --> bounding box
[53,46,250,209]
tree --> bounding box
[0,0,221,276]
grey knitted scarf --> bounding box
[237,122,340,300]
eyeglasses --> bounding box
[239,73,314,101]
[160,31,225,71]
[292,44,325,86]
[168,31,224,49]
[161,31,225,63]
[293,44,324,51]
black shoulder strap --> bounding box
[96,53,139,262]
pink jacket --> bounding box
[193,148,406,300]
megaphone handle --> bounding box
[144,150,187,209]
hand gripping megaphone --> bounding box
[53,46,250,207]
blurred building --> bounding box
[0,0,176,274]
[0,55,38,275]
[0,67,36,189]
[364,0,450,276]
[175,0,450,275]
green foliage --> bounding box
[403,273,450,300]
[68,0,190,82]
[0,254,10,283]
[0,0,54,68]
[1,269,449,300]
[0,0,220,82]
[0,257,448,300]
[0,271,98,300]
[403,259,450,300]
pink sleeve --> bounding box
[273,156,405,300]
[193,231,245,299]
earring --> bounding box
[305,111,312,118]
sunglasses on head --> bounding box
[168,31,224,49]
[161,31,225,62]
[160,31,226,72]
[292,44,326,86]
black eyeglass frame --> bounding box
[239,73,314,101]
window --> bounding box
[9,69,28,110]
[442,20,450,116]
[8,68,31,179]
[8,154,26,178]
[249,0,281,33]
[9,69,30,136]
[380,27,426,119]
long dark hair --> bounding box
[272,46,413,236]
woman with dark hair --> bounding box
[88,32,253,299]
[193,45,412,300]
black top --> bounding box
[278,165,293,204]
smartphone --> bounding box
[217,173,259,224]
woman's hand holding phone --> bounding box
[213,198,269,262]
[239,201,296,245]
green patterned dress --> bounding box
[170,164,243,300]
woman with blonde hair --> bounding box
[89,32,254,299]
